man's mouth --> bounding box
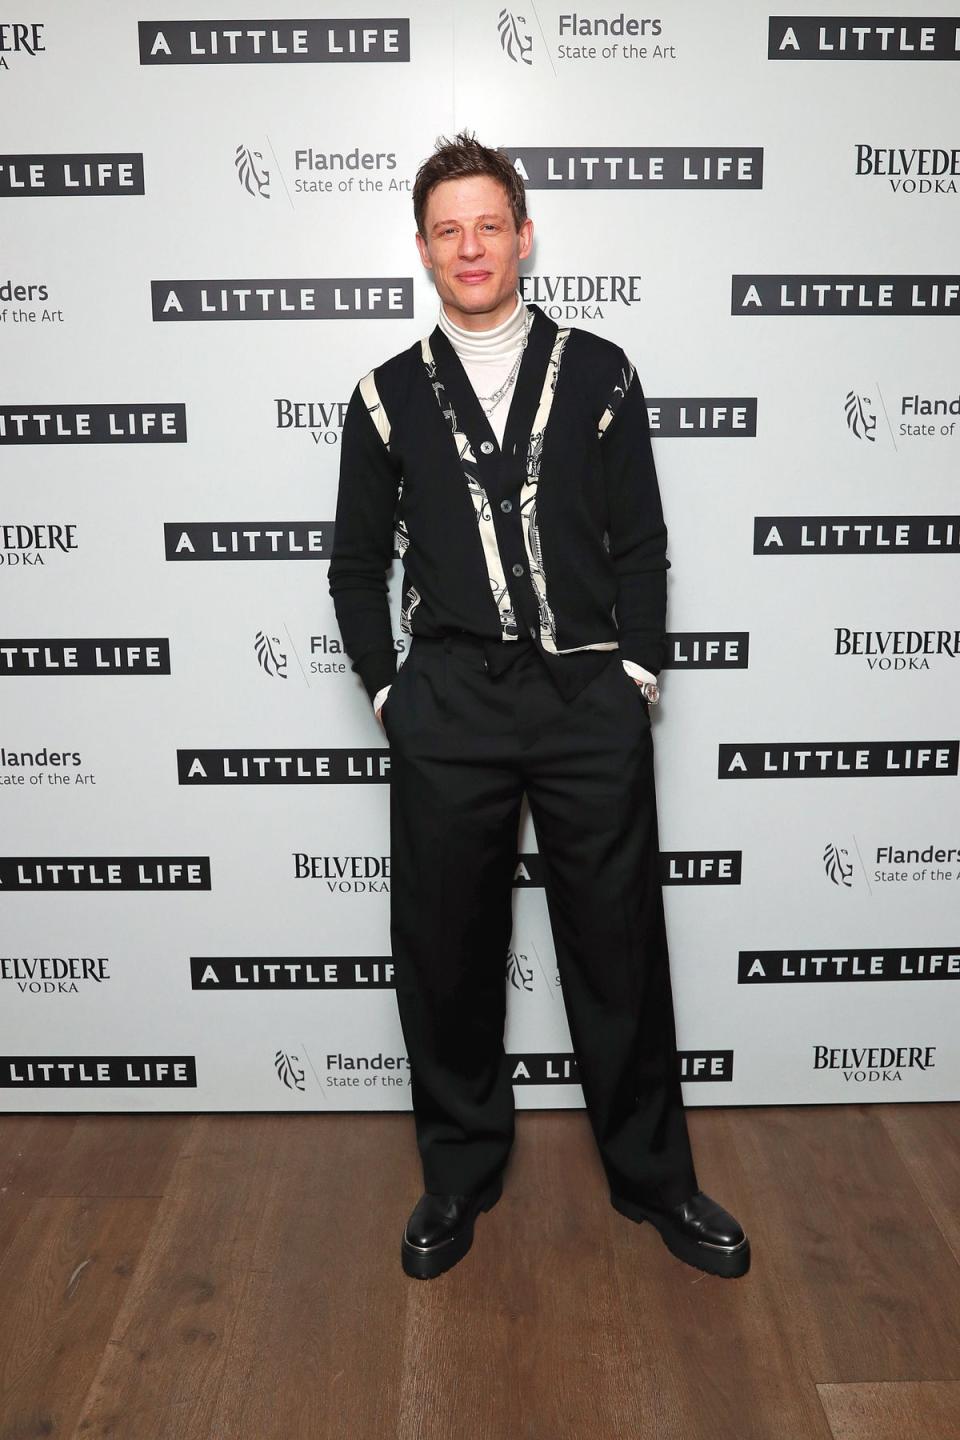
[457,271,492,283]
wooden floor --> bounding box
[0,1102,957,1439]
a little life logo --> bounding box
[235,142,270,199]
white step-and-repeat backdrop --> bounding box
[2,3,958,1111]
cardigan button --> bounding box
[512,562,524,577]
[500,499,513,513]
[480,440,495,454]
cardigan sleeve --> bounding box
[327,379,402,702]
[599,351,670,677]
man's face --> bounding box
[415,173,533,329]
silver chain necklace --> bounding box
[475,308,533,414]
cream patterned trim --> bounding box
[420,336,519,641]
[358,368,391,447]
[516,329,618,655]
[359,367,415,628]
[597,354,636,439]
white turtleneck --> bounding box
[436,290,529,446]
[372,290,656,717]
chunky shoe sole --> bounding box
[401,1173,504,1280]
[610,1192,751,1279]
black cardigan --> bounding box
[328,300,670,703]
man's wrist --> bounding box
[621,658,658,687]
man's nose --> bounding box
[458,229,484,259]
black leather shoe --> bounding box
[611,1188,751,1278]
[401,1172,503,1280]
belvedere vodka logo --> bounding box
[275,396,347,444]
[835,627,960,671]
[518,274,642,318]
[855,144,960,196]
[293,853,390,893]
[812,1045,936,1087]
[1,524,78,569]
[0,22,45,70]
[235,143,271,198]
[1,954,111,995]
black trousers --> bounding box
[382,632,699,1210]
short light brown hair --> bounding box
[413,128,527,238]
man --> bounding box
[328,130,749,1282]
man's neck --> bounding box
[440,289,523,333]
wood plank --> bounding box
[0,1194,159,1437]
[879,1103,960,1264]
[72,1115,279,1438]
[730,1103,960,1382]
[208,1112,410,1438]
[817,1380,960,1439]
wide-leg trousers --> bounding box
[381,632,699,1210]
